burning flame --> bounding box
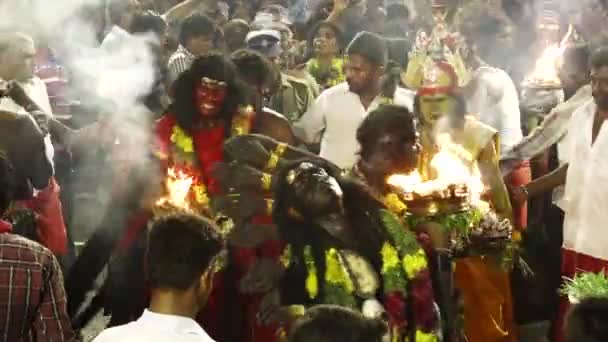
[525,24,574,87]
[387,134,487,210]
[156,167,193,210]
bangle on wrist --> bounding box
[520,185,529,197]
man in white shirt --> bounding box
[295,31,414,169]
[514,47,608,341]
[93,214,224,342]
[167,13,219,84]
[0,32,70,257]
[101,0,142,50]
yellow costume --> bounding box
[412,53,516,342]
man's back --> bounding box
[0,233,76,341]
[93,310,215,342]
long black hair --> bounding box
[302,21,344,63]
[272,158,389,305]
[170,52,248,136]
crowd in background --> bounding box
[2,0,608,341]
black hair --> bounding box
[108,0,137,26]
[356,104,417,160]
[272,158,389,306]
[178,13,218,47]
[305,21,344,60]
[457,6,510,62]
[566,297,608,342]
[386,3,410,21]
[147,214,223,290]
[346,31,387,67]
[130,11,167,37]
[590,46,608,70]
[563,43,591,72]
[289,305,387,342]
[0,152,14,215]
[231,48,280,94]
[171,52,248,134]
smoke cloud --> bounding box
[0,0,159,239]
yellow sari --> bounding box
[420,117,516,342]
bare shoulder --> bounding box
[256,109,296,145]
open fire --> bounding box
[523,24,574,88]
[387,134,488,212]
[156,167,194,211]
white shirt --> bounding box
[562,99,608,261]
[0,77,55,174]
[100,25,131,52]
[467,66,523,154]
[93,310,216,342]
[294,82,415,169]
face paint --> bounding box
[419,94,455,125]
[194,77,228,118]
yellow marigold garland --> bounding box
[402,249,429,279]
[325,248,354,293]
[304,246,319,300]
[170,125,194,153]
[381,242,401,274]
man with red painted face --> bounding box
[154,52,295,342]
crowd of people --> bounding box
[1,0,608,341]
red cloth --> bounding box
[155,113,281,341]
[555,249,608,342]
[0,219,12,233]
[505,160,531,230]
[21,177,68,255]
[0,232,77,341]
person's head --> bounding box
[386,2,410,22]
[356,104,420,179]
[223,19,250,53]
[458,6,514,65]
[130,10,167,39]
[179,14,219,56]
[289,305,387,342]
[345,31,387,94]
[308,21,343,58]
[565,297,608,342]
[246,29,283,65]
[173,52,247,128]
[108,0,142,31]
[230,0,255,22]
[231,48,280,106]
[414,61,463,127]
[558,44,591,97]
[147,214,224,311]
[0,152,15,216]
[131,11,168,51]
[0,32,36,82]
[590,47,608,111]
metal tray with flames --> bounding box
[395,183,471,217]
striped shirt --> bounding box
[0,230,77,342]
[168,45,195,83]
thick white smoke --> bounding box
[0,0,159,238]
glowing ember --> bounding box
[524,24,574,87]
[156,167,193,210]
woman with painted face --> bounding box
[411,59,517,342]
[305,21,345,90]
